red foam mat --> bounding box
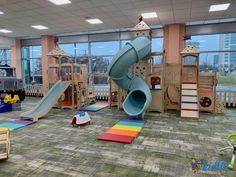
[98,133,135,144]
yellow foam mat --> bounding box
[111,125,142,132]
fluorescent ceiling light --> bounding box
[209,3,230,12]
[32,25,48,30]
[48,0,71,5]
[141,12,157,19]
[0,29,12,33]
[86,19,103,24]
[0,11,4,15]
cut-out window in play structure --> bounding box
[200,97,212,107]
[111,91,118,102]
[150,76,161,90]
[183,55,197,64]
[167,85,179,105]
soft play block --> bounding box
[117,121,144,127]
[0,122,25,129]
[112,125,142,131]
[98,133,135,144]
[106,129,139,137]
[8,120,35,125]
[0,104,12,113]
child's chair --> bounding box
[0,128,10,160]
[218,134,236,169]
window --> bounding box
[22,46,42,84]
[0,48,11,65]
[75,43,89,56]
[91,41,119,56]
[152,38,164,52]
[90,41,119,84]
[186,33,236,91]
[58,43,75,57]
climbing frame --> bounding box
[180,45,200,118]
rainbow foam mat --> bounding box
[0,120,35,131]
[79,102,109,112]
[98,118,146,144]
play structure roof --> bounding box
[181,45,199,54]
[47,46,70,57]
[132,21,151,31]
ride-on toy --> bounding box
[71,111,91,127]
[3,94,20,104]
[218,134,236,169]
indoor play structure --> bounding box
[0,128,10,160]
[218,133,236,169]
[107,20,152,118]
[21,46,94,121]
[109,20,225,118]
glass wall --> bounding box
[0,48,11,65]
[58,38,164,85]
[186,33,236,91]
[22,35,164,85]
[22,46,42,84]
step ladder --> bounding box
[181,83,199,118]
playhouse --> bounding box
[109,20,225,119]
[20,46,95,121]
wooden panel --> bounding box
[181,96,198,102]
[182,84,197,89]
[181,110,199,118]
[182,90,197,96]
[181,103,198,109]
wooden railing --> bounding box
[25,84,44,97]
[24,84,236,108]
[94,85,109,100]
[217,91,236,107]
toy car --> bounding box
[71,111,91,127]
[3,94,20,104]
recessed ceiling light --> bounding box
[141,12,157,19]
[86,19,103,24]
[0,11,4,15]
[209,3,230,12]
[48,0,71,5]
[0,29,12,33]
[32,25,48,30]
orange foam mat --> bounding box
[106,129,139,137]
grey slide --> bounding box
[21,80,70,121]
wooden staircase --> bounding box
[181,83,199,118]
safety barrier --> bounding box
[94,85,109,100]
[25,84,44,97]
[217,91,236,107]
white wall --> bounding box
[0,36,15,48]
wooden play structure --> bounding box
[180,45,200,118]
[48,47,95,109]
[0,128,10,160]
[109,20,225,118]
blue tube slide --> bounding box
[107,36,152,118]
